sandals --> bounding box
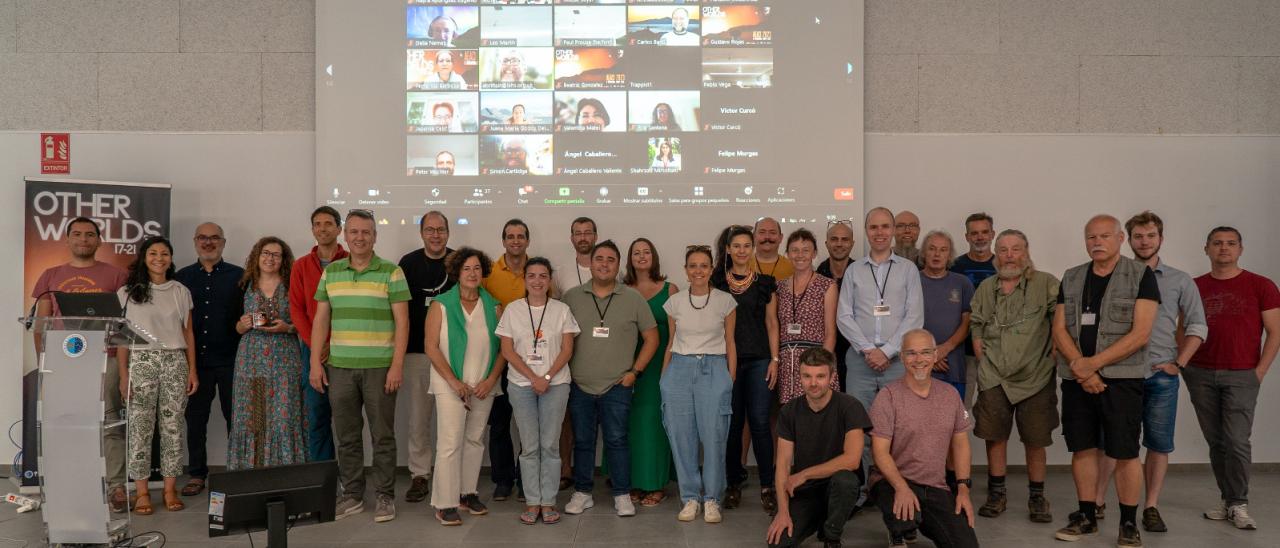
[541,507,561,524]
[629,489,643,503]
[519,508,540,525]
[640,491,666,507]
[181,478,205,497]
[133,493,154,516]
[164,491,185,512]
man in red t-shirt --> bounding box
[30,216,129,512]
[1185,226,1280,531]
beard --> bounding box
[910,367,930,381]
[574,241,593,255]
[1133,244,1161,261]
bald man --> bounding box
[1051,214,1159,547]
[752,217,794,281]
[893,211,922,267]
[175,222,246,495]
[818,221,856,391]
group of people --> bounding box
[33,206,1276,548]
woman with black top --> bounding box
[711,225,779,515]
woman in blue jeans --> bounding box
[662,245,738,523]
[497,258,580,525]
[711,225,780,513]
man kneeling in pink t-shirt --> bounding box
[870,329,979,548]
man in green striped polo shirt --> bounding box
[309,209,411,524]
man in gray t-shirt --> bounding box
[561,241,658,517]
[918,231,974,398]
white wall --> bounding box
[4,131,1277,467]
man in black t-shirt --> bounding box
[767,348,871,548]
[398,211,456,503]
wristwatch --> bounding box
[955,478,972,488]
[543,373,552,381]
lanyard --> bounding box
[789,271,813,321]
[868,260,893,304]
[527,299,548,348]
[591,290,616,326]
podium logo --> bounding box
[62,333,87,358]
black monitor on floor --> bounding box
[208,460,338,547]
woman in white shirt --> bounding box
[428,50,469,89]
[661,245,737,524]
[117,236,197,515]
[425,247,505,526]
[497,257,580,525]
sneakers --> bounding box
[335,495,364,520]
[1054,511,1099,541]
[1028,493,1053,523]
[1228,503,1257,530]
[460,493,488,515]
[1142,507,1167,532]
[405,476,430,503]
[1117,521,1142,547]
[677,500,699,522]
[565,492,594,514]
[823,540,842,548]
[761,488,778,516]
[435,507,463,526]
[723,484,742,509]
[493,483,514,501]
[1204,500,1229,520]
[703,500,722,523]
[373,494,396,523]
[888,532,907,547]
[978,490,1007,518]
[615,494,636,517]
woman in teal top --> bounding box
[623,238,678,506]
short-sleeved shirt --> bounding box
[1192,270,1280,370]
[750,255,794,281]
[398,247,455,354]
[314,254,411,369]
[1057,267,1160,357]
[920,271,974,383]
[32,262,129,314]
[176,260,245,369]
[778,392,871,493]
[482,254,527,306]
[950,254,997,289]
[664,288,737,355]
[118,281,194,350]
[496,298,581,386]
[563,282,657,395]
[870,378,972,490]
[712,273,777,360]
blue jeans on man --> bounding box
[300,343,335,461]
[569,382,633,496]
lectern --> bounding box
[22,315,155,545]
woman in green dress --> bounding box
[623,238,678,506]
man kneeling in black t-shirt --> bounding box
[766,348,872,548]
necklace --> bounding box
[689,288,711,310]
[726,267,756,295]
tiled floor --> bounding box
[1,468,1274,547]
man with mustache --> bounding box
[1051,215,1159,547]
[868,329,978,548]
[969,229,1059,524]
[751,217,793,281]
[1184,226,1279,530]
[817,220,856,391]
[1092,211,1207,532]
[893,211,922,267]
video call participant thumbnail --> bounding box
[554,6,627,47]
[480,48,555,90]
[407,135,478,177]
[554,91,627,133]
[554,48,627,90]
[628,90,699,132]
[407,49,478,91]
[480,91,554,133]
[407,92,479,133]
[626,6,701,46]
[622,47,700,90]
[480,134,554,176]
[480,5,553,47]
[702,48,773,90]
[701,5,772,47]
[407,6,479,48]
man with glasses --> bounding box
[557,217,598,297]
[290,206,348,462]
[398,211,456,504]
[869,329,978,548]
[969,230,1059,524]
[894,211,922,267]
[818,219,856,391]
[175,222,244,498]
[1051,215,1159,547]
[502,138,530,171]
[309,209,410,523]
[483,219,532,500]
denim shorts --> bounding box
[1141,371,1179,453]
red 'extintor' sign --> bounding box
[40,133,70,174]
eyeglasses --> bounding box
[827,219,854,228]
[422,227,448,235]
[572,230,596,238]
[896,223,920,229]
[902,348,937,360]
[195,235,224,244]
[260,251,283,260]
